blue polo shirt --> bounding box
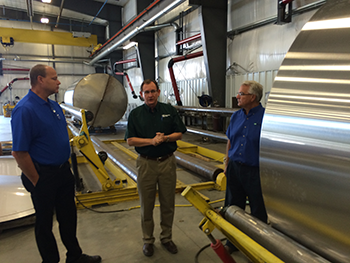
[226,104,264,167]
[11,89,70,166]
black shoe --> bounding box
[76,254,102,263]
[143,243,154,257]
[162,241,178,254]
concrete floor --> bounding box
[0,115,250,263]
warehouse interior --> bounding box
[1,0,350,263]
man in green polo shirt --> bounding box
[125,79,186,257]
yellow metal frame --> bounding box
[70,110,123,191]
[0,27,97,47]
[182,186,284,263]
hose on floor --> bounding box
[195,238,228,263]
[75,196,225,213]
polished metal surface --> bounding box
[223,206,329,263]
[60,103,94,123]
[260,1,350,262]
[175,151,223,181]
[0,157,34,223]
[64,73,127,128]
[174,106,239,115]
[186,127,227,141]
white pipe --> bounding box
[88,0,184,66]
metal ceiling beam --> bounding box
[88,0,186,65]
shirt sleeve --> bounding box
[11,106,34,152]
[172,107,187,133]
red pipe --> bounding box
[176,33,201,46]
[168,51,203,106]
[2,68,30,71]
[279,0,293,4]
[114,58,137,65]
[124,72,138,99]
[211,239,236,263]
[0,77,29,96]
[114,72,138,99]
[90,0,162,57]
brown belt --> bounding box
[140,153,173,162]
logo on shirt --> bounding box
[162,114,170,118]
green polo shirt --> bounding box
[125,102,187,157]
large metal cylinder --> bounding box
[64,73,127,128]
[260,1,350,262]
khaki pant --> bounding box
[136,154,177,244]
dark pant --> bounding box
[22,162,82,263]
[225,160,267,249]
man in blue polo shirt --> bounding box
[11,64,101,263]
[125,79,186,257]
[224,80,268,253]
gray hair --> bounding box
[242,80,263,102]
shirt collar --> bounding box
[242,103,263,115]
[28,89,48,105]
[143,102,159,113]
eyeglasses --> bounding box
[143,89,158,95]
[237,92,253,96]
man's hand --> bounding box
[152,132,165,146]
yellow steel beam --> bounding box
[177,140,226,163]
[0,27,97,47]
[182,186,284,263]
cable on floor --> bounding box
[195,238,227,263]
[75,196,225,213]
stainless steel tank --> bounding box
[260,1,350,262]
[64,73,127,128]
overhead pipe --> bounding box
[168,51,204,106]
[222,206,330,263]
[0,77,29,96]
[88,0,184,65]
[2,68,30,72]
[176,33,201,46]
[55,0,65,28]
[175,105,238,115]
[143,22,179,32]
[114,72,138,99]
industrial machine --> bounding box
[64,73,128,129]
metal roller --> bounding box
[60,103,94,123]
[223,206,329,263]
[175,151,223,181]
[67,123,138,182]
[260,1,350,262]
[64,73,127,128]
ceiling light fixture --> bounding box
[42,0,52,3]
[41,17,49,23]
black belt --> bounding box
[140,153,173,162]
[34,161,70,172]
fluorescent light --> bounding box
[41,17,49,23]
[123,42,137,50]
[42,0,52,3]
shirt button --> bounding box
[241,144,243,146]
[239,153,241,155]
[243,135,245,137]
[247,118,249,120]
[244,126,246,128]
